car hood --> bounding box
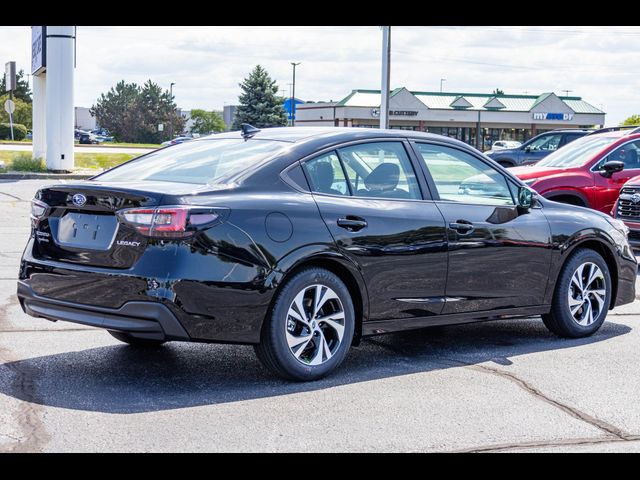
[624,174,640,187]
[486,148,518,157]
[509,165,570,180]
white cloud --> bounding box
[0,25,638,123]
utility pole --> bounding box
[291,62,300,126]
[380,26,391,130]
[169,82,175,139]
[562,89,572,97]
[440,77,446,93]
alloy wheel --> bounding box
[285,284,346,366]
[567,262,607,326]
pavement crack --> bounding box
[450,435,640,453]
[0,192,28,202]
[449,359,632,440]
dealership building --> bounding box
[295,88,605,151]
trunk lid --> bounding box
[32,181,207,268]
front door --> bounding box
[592,139,640,214]
[302,140,449,321]
[411,141,552,314]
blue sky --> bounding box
[1,26,638,124]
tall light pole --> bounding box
[380,26,391,130]
[169,82,176,139]
[440,78,446,93]
[291,62,300,126]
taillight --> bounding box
[30,199,49,227]
[116,206,225,238]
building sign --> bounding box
[31,26,47,75]
[371,108,418,118]
[390,110,418,116]
[532,112,574,121]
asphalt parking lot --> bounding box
[2,179,640,452]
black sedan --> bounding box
[18,126,637,381]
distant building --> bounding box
[74,107,96,131]
[296,88,605,151]
[223,105,237,131]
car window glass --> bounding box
[600,140,640,170]
[528,134,562,151]
[337,142,421,200]
[304,152,350,196]
[415,143,514,206]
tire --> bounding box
[254,268,355,381]
[542,248,612,338]
[108,330,166,347]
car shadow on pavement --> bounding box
[0,317,631,414]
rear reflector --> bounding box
[117,206,224,238]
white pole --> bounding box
[45,26,75,171]
[380,26,391,130]
[32,72,47,160]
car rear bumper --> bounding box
[17,280,191,341]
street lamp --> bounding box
[440,78,446,93]
[169,82,176,139]
[291,62,300,126]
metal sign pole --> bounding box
[8,90,14,140]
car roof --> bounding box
[195,126,473,148]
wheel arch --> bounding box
[544,189,590,208]
[550,238,619,310]
[270,251,369,344]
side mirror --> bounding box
[524,146,532,153]
[600,160,624,178]
[518,186,534,210]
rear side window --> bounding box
[95,139,287,185]
[337,142,421,200]
[304,152,350,196]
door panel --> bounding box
[592,140,640,214]
[413,141,553,314]
[435,203,552,313]
[314,195,448,320]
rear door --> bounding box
[303,140,449,321]
[411,141,552,314]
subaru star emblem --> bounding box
[632,193,640,204]
[72,193,87,207]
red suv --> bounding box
[510,127,640,215]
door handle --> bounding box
[449,221,474,234]
[337,216,368,232]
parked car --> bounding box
[510,126,640,214]
[18,126,636,381]
[612,175,640,248]
[486,129,593,167]
[78,132,101,144]
[161,136,193,147]
[91,128,114,142]
[490,140,522,152]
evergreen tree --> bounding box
[0,69,32,103]
[232,65,287,130]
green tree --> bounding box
[0,69,32,103]
[232,65,287,130]
[493,88,504,95]
[622,115,640,126]
[190,109,226,135]
[0,94,32,128]
[90,80,184,143]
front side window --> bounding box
[596,140,640,170]
[415,143,514,206]
[527,133,562,152]
[337,142,421,200]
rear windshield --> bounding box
[95,139,288,185]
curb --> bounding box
[0,172,96,180]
